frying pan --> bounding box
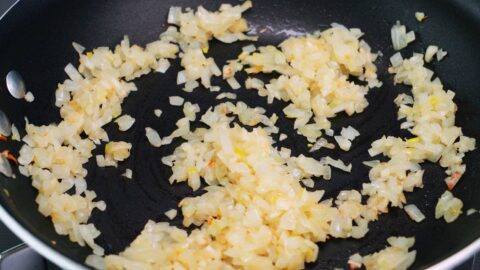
[0,0,479,269]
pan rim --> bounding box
[0,1,86,268]
[0,0,478,269]
[0,203,86,270]
[2,198,479,270]
[427,238,480,269]
[0,0,18,21]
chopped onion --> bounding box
[216,92,237,100]
[324,156,352,172]
[436,49,448,61]
[161,155,174,167]
[310,138,333,152]
[161,135,173,145]
[155,59,171,73]
[279,133,287,141]
[362,237,416,270]
[167,7,181,24]
[165,209,178,220]
[96,200,106,211]
[391,21,415,51]
[96,155,117,168]
[424,45,438,63]
[362,160,380,168]
[64,63,83,81]
[415,12,426,22]
[340,126,360,141]
[72,42,85,54]
[85,254,105,270]
[390,52,404,67]
[227,77,241,90]
[24,92,35,102]
[169,96,184,106]
[242,44,256,53]
[145,127,162,147]
[177,71,187,85]
[21,3,465,267]
[154,109,163,117]
[404,204,426,222]
[105,141,131,162]
[74,178,87,195]
[11,124,20,141]
[245,77,264,90]
[209,86,221,92]
[301,179,315,188]
[0,155,13,178]
[114,115,136,131]
[18,165,29,177]
[334,135,352,151]
[435,191,463,223]
[467,208,477,216]
[406,31,416,43]
[184,81,200,92]
[122,169,133,179]
[348,253,363,269]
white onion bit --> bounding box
[122,169,133,179]
[24,92,35,103]
[415,12,426,22]
[11,124,20,141]
[424,45,438,63]
[404,204,426,223]
[145,127,162,147]
[391,21,415,51]
[72,42,86,54]
[164,209,178,220]
[154,109,163,118]
[169,96,184,106]
[114,115,136,131]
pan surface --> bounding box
[0,0,479,269]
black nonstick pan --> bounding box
[0,0,479,269]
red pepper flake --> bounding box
[348,261,362,270]
[446,171,462,190]
[208,159,215,168]
[2,150,18,165]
